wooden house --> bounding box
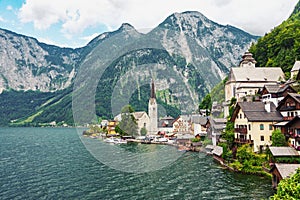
[277,93,300,121]
[270,163,300,188]
[274,116,300,150]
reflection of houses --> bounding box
[225,52,285,103]
[158,116,175,134]
[231,102,283,152]
[277,93,300,121]
[173,115,192,134]
[270,163,300,189]
[274,116,300,150]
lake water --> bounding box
[0,128,274,199]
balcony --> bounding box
[283,116,295,121]
[235,128,248,134]
[234,138,253,144]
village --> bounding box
[84,51,300,189]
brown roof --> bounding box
[232,102,283,122]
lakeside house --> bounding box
[231,101,283,152]
[191,115,209,137]
[158,116,175,134]
[270,163,300,189]
[207,117,226,146]
[172,115,192,134]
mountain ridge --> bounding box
[0,11,258,126]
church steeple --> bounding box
[151,79,156,99]
[148,79,158,134]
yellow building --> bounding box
[231,102,283,152]
[107,120,118,135]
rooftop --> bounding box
[235,102,283,122]
[269,146,300,157]
[272,163,300,179]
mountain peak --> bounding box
[118,23,136,32]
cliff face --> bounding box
[0,28,81,92]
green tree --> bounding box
[140,127,147,136]
[271,129,287,146]
[118,105,138,136]
[199,93,212,113]
[271,168,300,199]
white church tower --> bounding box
[148,80,158,134]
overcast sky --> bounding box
[0,0,298,48]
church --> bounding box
[148,80,158,135]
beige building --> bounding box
[225,52,285,103]
[231,101,283,152]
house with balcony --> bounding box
[274,116,300,150]
[276,93,300,121]
[231,101,283,152]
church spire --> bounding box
[151,79,156,99]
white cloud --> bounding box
[18,0,299,38]
[6,5,13,11]
[80,33,100,43]
[0,16,5,22]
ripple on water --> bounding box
[0,128,274,199]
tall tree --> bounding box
[118,105,138,136]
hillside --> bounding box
[0,11,258,126]
[249,0,300,78]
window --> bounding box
[269,124,273,130]
[249,135,251,140]
[248,124,251,131]
[240,114,242,119]
[270,136,272,141]
[295,112,298,116]
[260,124,264,130]
[261,136,264,141]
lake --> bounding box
[0,128,274,199]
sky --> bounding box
[0,0,298,48]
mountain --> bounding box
[249,0,300,77]
[0,11,258,126]
[0,28,83,92]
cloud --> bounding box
[80,33,101,43]
[0,16,5,22]
[6,5,13,11]
[17,0,299,38]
